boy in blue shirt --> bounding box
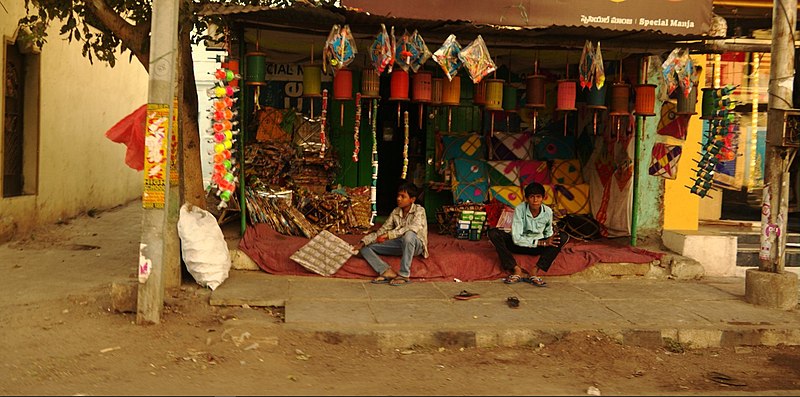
[487,182,569,286]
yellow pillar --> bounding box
[663,55,705,231]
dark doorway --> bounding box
[4,43,25,197]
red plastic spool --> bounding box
[634,84,657,116]
[333,68,353,100]
[556,79,577,111]
[389,69,410,101]
[609,83,631,116]
[411,71,432,103]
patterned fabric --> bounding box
[452,158,489,183]
[452,180,489,204]
[554,184,591,215]
[542,184,557,207]
[289,230,355,276]
[648,143,682,180]
[486,160,521,186]
[490,131,533,160]
[551,159,584,185]
[441,133,486,161]
[534,134,577,160]
[489,185,524,207]
[517,160,552,187]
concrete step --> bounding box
[737,244,800,267]
[733,232,800,245]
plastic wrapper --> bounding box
[394,29,417,72]
[410,30,432,73]
[433,34,463,81]
[593,42,606,89]
[323,24,357,73]
[369,24,394,73]
[579,40,594,89]
[458,35,496,84]
[661,48,693,97]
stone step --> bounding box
[734,232,800,245]
[736,244,800,267]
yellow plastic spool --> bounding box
[484,79,504,111]
[302,64,322,97]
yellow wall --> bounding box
[1,4,147,239]
[663,55,705,231]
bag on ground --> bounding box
[177,203,231,290]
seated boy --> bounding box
[357,180,428,286]
[487,182,569,286]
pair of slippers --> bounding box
[370,276,411,286]
[503,274,547,287]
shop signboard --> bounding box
[342,0,713,36]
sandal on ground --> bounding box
[506,296,520,308]
[370,276,395,284]
[389,276,412,286]
[503,274,522,284]
[453,290,480,300]
[525,276,548,287]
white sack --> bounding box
[177,203,231,290]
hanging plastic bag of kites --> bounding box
[592,42,606,89]
[433,34,463,81]
[323,24,357,73]
[661,48,693,98]
[459,35,496,84]
[578,40,595,89]
[394,29,419,72]
[370,24,394,74]
[409,30,432,73]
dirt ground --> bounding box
[2,200,800,396]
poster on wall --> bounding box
[143,103,170,209]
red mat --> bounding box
[238,223,664,282]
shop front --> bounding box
[200,0,720,281]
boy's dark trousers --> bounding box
[487,228,569,273]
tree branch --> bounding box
[85,0,150,70]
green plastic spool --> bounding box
[700,87,716,120]
[502,85,518,112]
[586,84,608,109]
[676,86,698,115]
[245,52,267,86]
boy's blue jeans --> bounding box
[359,231,423,278]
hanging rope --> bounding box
[370,99,379,225]
[353,93,361,162]
[401,111,409,179]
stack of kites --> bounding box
[323,24,357,73]
[207,63,240,209]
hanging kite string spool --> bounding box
[360,68,381,124]
[412,71,432,129]
[442,76,461,132]
[473,80,488,106]
[333,68,353,127]
[370,99,379,225]
[302,64,322,118]
[525,59,546,133]
[353,92,361,162]
[390,69,410,127]
[401,111,410,179]
[431,78,444,105]
[485,78,503,136]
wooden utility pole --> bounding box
[761,0,797,273]
[137,0,180,324]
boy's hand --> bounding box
[376,234,388,243]
[355,241,365,250]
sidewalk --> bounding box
[209,270,800,351]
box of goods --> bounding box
[469,227,482,241]
[456,220,471,239]
[472,211,487,223]
[459,210,475,221]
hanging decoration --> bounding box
[433,34,463,81]
[459,35,496,84]
[686,85,737,197]
[353,93,361,162]
[661,48,693,98]
[207,62,241,209]
[370,24,394,73]
[320,89,328,158]
[410,30,432,72]
[578,40,594,89]
[323,25,357,74]
[401,111,410,179]
[370,99,379,225]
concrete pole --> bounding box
[746,0,799,311]
[137,0,179,324]
[762,0,796,273]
